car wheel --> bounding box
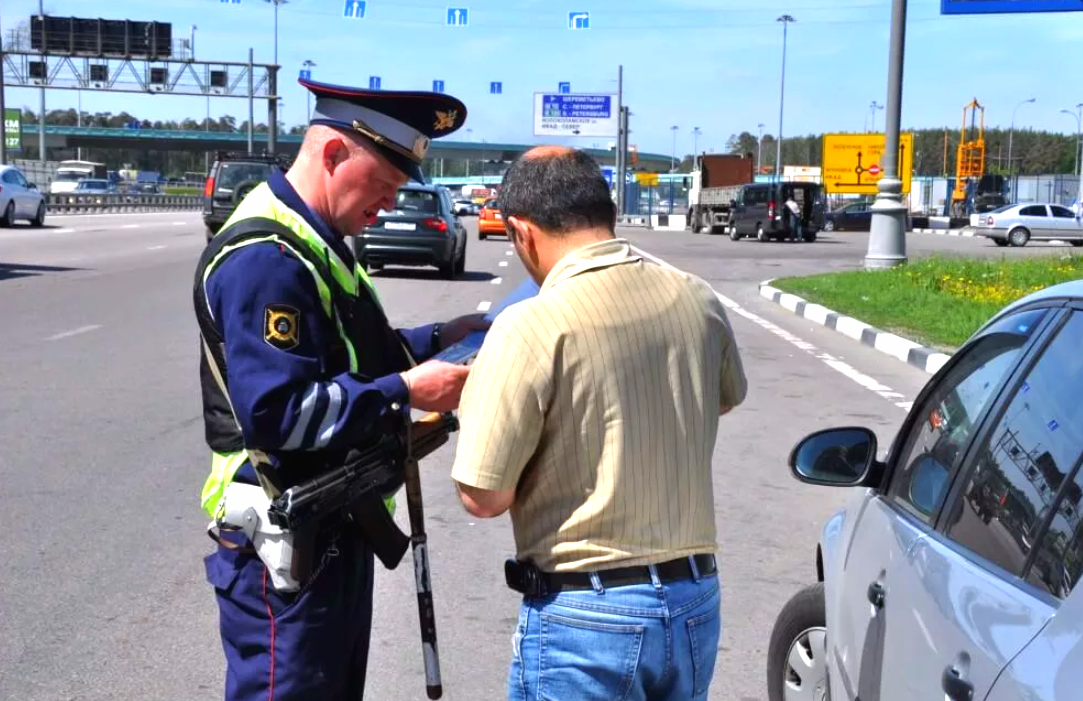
[479,230,487,240]
[766,582,827,701]
[1071,240,1083,247]
[729,226,741,241]
[757,225,769,242]
[1008,227,1030,247]
[805,230,817,243]
[690,209,701,234]
[0,201,14,228]
[455,241,466,274]
[823,220,835,232]
[993,238,1008,247]
[30,201,46,227]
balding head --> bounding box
[498,146,616,236]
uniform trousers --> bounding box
[204,527,375,701]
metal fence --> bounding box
[46,193,201,214]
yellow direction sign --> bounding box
[822,133,913,195]
[635,172,660,186]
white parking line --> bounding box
[121,224,140,229]
[505,251,513,256]
[630,245,911,412]
[499,261,508,267]
[45,325,101,341]
[172,222,186,226]
[491,277,503,285]
[147,245,167,250]
[477,301,492,312]
[53,228,75,234]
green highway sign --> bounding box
[4,109,22,153]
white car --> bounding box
[0,165,46,227]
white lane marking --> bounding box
[630,245,911,412]
[45,324,101,341]
[54,228,75,233]
[147,245,167,250]
[505,251,513,256]
[477,301,492,312]
[45,211,198,220]
[499,261,508,267]
[172,222,186,226]
[121,224,140,229]
[491,277,503,285]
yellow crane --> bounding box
[951,98,987,212]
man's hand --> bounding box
[440,313,491,349]
[401,361,471,412]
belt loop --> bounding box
[589,571,605,595]
[648,564,662,590]
[689,555,702,582]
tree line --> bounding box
[720,128,1081,177]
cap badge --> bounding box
[434,109,458,132]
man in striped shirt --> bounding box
[450,146,747,700]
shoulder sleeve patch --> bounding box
[264,303,301,350]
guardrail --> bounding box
[617,214,652,228]
[46,194,202,215]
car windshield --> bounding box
[55,172,89,182]
[78,181,109,190]
[215,163,271,190]
[485,199,500,210]
[396,189,439,213]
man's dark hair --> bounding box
[499,147,616,235]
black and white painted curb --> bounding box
[758,279,952,375]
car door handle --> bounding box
[941,664,974,701]
[866,581,885,609]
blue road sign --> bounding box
[447,7,469,26]
[490,81,502,95]
[568,11,590,29]
[369,75,381,90]
[344,0,366,19]
[942,0,1081,13]
[600,166,615,187]
[221,0,241,4]
[559,82,571,94]
[433,79,445,93]
[625,170,634,185]
[299,69,312,81]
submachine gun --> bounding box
[265,409,456,700]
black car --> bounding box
[202,152,290,242]
[353,184,467,279]
[823,201,873,232]
[728,182,825,242]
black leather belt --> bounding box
[505,554,717,596]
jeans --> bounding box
[507,565,722,701]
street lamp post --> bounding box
[1008,97,1036,198]
[692,126,701,170]
[864,0,908,269]
[869,100,883,132]
[670,125,679,172]
[1061,104,1083,209]
[775,15,794,184]
[264,0,288,68]
[303,60,317,121]
[757,123,764,175]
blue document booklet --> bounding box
[430,277,540,364]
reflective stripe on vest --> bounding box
[200,183,399,520]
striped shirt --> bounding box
[450,238,747,572]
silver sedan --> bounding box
[973,202,1083,247]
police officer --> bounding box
[193,78,482,700]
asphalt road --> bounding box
[0,214,1070,701]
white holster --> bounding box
[215,482,301,592]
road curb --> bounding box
[757,279,952,375]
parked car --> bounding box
[823,201,873,232]
[767,279,1083,701]
[353,184,467,279]
[728,182,824,242]
[203,152,288,241]
[973,203,1083,247]
[478,198,506,240]
[0,164,46,227]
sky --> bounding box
[3,0,1083,159]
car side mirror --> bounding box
[906,453,950,516]
[789,427,880,487]
[729,199,737,207]
[28,182,38,190]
